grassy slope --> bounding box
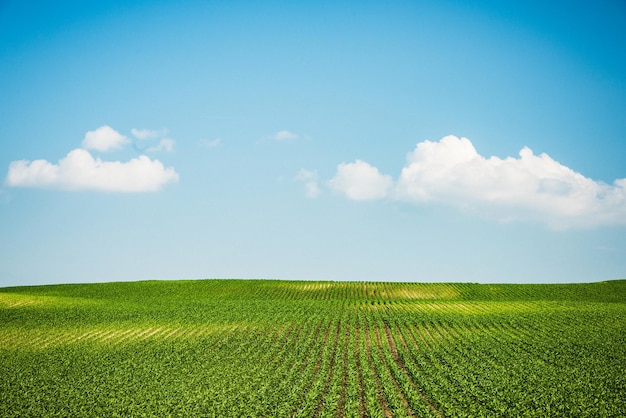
[1,279,625,417]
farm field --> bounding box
[1,279,625,417]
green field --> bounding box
[1,279,625,417]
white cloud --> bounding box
[5,149,179,192]
[328,160,393,200]
[82,125,129,152]
[146,138,175,153]
[131,128,168,140]
[6,126,179,192]
[396,135,626,228]
[328,135,626,229]
[295,169,321,198]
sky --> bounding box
[1,0,625,287]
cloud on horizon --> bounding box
[325,135,626,229]
[5,126,179,192]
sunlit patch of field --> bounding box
[297,282,334,292]
[384,300,566,315]
[278,281,462,302]
[0,292,94,309]
[379,283,461,300]
[0,323,246,350]
[356,300,570,317]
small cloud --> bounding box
[131,128,169,140]
[295,169,321,198]
[328,160,393,200]
[199,138,222,149]
[146,138,175,153]
[82,125,129,152]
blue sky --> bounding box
[1,0,625,286]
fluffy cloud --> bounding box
[6,149,179,192]
[328,160,393,200]
[82,126,129,151]
[5,126,179,192]
[295,169,321,198]
[328,135,626,229]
